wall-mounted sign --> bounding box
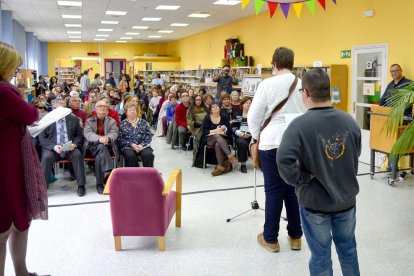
[340,50,351,59]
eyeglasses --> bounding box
[299,88,305,93]
[37,106,47,110]
[390,70,401,73]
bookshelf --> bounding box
[56,66,76,83]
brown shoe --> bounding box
[257,233,280,252]
[288,236,301,250]
[223,159,233,173]
[211,165,225,176]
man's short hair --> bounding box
[220,92,230,102]
[302,68,331,102]
[390,64,402,70]
[272,47,294,71]
[223,64,231,69]
[51,98,66,106]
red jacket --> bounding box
[175,103,189,128]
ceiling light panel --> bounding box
[149,35,162,38]
[67,31,81,34]
[125,32,139,35]
[70,40,81,42]
[170,23,188,27]
[116,41,127,43]
[96,34,109,37]
[57,1,82,6]
[213,0,241,5]
[101,21,119,25]
[155,5,180,10]
[65,24,82,27]
[62,15,82,19]
[188,13,210,18]
[132,26,149,29]
[94,38,106,41]
[120,37,132,39]
[142,17,162,21]
[105,11,127,16]
[98,29,113,31]
[68,36,81,38]
[158,30,173,33]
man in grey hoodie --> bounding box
[277,68,361,276]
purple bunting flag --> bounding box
[280,3,291,18]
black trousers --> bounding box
[123,148,154,167]
[41,148,86,187]
[235,136,251,162]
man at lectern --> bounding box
[379,64,412,117]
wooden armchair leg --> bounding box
[158,236,165,251]
[114,236,122,251]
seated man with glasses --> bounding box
[83,100,119,194]
[38,98,86,196]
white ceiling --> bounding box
[1,0,260,43]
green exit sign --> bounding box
[340,50,351,59]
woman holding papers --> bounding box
[202,102,235,176]
[0,42,45,276]
[118,102,154,167]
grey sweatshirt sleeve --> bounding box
[276,124,312,186]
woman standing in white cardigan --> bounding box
[248,47,307,253]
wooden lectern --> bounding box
[369,106,414,185]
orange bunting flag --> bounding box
[267,1,278,18]
[318,0,326,10]
[292,3,303,18]
[241,0,250,10]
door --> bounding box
[351,44,388,164]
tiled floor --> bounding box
[5,136,414,276]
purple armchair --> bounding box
[104,167,182,251]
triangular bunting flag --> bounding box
[332,0,337,4]
[241,0,250,10]
[253,0,265,15]
[292,3,303,18]
[318,0,326,10]
[280,3,291,18]
[306,0,316,15]
[267,1,278,18]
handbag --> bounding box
[249,76,298,170]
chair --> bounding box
[203,144,233,171]
[103,167,182,251]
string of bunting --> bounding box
[241,0,337,18]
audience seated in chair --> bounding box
[118,102,154,167]
[187,94,208,137]
[83,100,119,195]
[175,90,192,150]
[104,167,182,251]
[231,96,252,173]
[202,102,236,176]
[38,98,86,196]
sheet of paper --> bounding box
[28,107,72,138]
[62,140,73,152]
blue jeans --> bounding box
[300,206,360,276]
[260,149,302,243]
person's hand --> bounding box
[54,145,63,154]
[243,133,251,138]
[31,121,39,127]
[69,144,77,151]
[136,144,144,152]
[99,136,109,145]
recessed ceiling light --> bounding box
[96,34,109,37]
[101,21,119,25]
[213,0,241,5]
[170,23,188,27]
[116,40,127,43]
[120,37,132,40]
[155,5,180,10]
[149,35,162,38]
[62,14,82,19]
[68,36,81,38]
[67,31,81,34]
[125,32,139,35]
[188,13,210,18]
[69,40,81,42]
[98,29,113,32]
[65,24,82,27]
[57,1,82,7]
[94,38,106,41]
[132,26,149,29]
[142,17,162,21]
[158,30,173,33]
[105,11,127,16]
